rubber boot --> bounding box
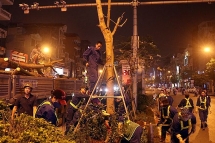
[202,122,205,130]
[205,121,208,128]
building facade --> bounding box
[0,0,13,57]
[64,34,90,79]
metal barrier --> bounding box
[12,75,53,99]
[0,74,11,99]
[54,78,82,96]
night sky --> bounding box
[9,0,215,56]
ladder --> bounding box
[124,84,137,120]
[73,64,134,133]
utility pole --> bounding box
[131,0,139,106]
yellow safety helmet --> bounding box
[23,82,33,89]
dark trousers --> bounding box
[161,125,170,140]
[87,67,98,92]
[65,106,76,134]
[198,109,208,122]
[171,130,189,143]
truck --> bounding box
[0,74,83,101]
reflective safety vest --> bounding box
[185,98,192,108]
[178,112,191,130]
[70,99,84,109]
[199,97,207,110]
[124,120,139,141]
[37,101,58,123]
[162,105,170,119]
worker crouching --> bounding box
[35,89,67,126]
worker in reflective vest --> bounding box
[196,91,211,130]
[178,94,194,113]
[35,89,66,125]
[171,107,196,143]
[157,89,167,111]
[65,87,89,135]
[119,119,143,143]
[166,91,174,106]
[158,98,177,142]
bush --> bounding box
[66,105,121,143]
[0,100,73,143]
[0,114,73,143]
[137,94,155,111]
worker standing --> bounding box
[11,83,37,120]
[171,107,196,143]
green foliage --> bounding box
[180,69,193,80]
[0,100,72,143]
[114,36,159,73]
[137,94,154,111]
[206,58,215,81]
[170,74,179,84]
[192,72,207,87]
[135,94,157,143]
[66,105,121,143]
[0,114,72,143]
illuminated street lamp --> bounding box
[204,47,211,53]
[99,69,103,75]
[43,47,50,53]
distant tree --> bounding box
[205,58,215,81]
[114,36,159,74]
[192,72,207,87]
[170,74,179,85]
[180,68,193,80]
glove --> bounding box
[191,124,196,133]
[176,134,184,143]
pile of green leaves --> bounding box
[66,104,121,143]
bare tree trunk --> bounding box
[96,0,115,114]
[96,0,126,114]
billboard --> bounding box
[121,60,131,85]
[10,50,28,63]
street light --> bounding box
[43,47,50,53]
[204,47,211,53]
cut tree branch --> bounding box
[0,58,63,69]
[15,67,37,76]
